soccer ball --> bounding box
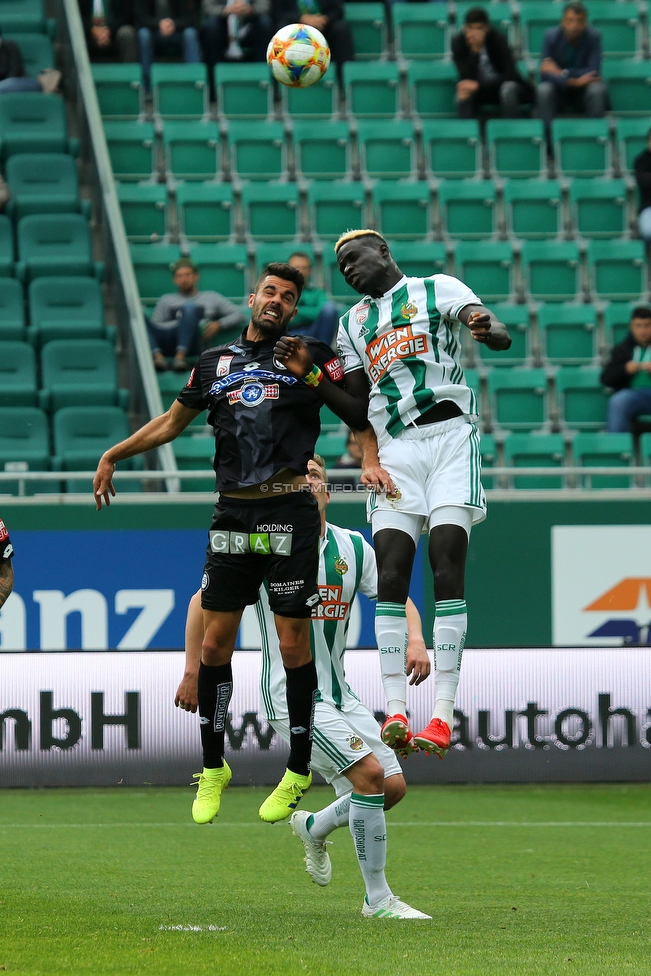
[266,23,331,89]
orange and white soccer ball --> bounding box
[266,23,331,89]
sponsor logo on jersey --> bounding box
[2,543,13,559]
[333,556,348,575]
[324,357,344,383]
[201,572,209,590]
[0,521,7,543]
[209,369,298,396]
[366,325,429,383]
[347,735,364,752]
[227,380,279,407]
[356,302,370,325]
[312,583,350,620]
[400,301,418,321]
[210,530,293,556]
[216,355,234,377]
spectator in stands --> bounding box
[201,0,272,98]
[601,306,651,432]
[536,1,607,128]
[272,0,353,75]
[336,429,362,470]
[0,33,60,93]
[452,7,533,119]
[79,0,139,62]
[134,0,200,91]
[287,251,339,347]
[146,258,246,372]
[634,129,651,248]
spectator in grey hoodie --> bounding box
[147,258,246,372]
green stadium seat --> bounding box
[215,63,273,120]
[5,153,81,220]
[0,214,15,276]
[603,301,637,347]
[162,120,221,181]
[572,431,634,489]
[292,120,352,181]
[241,183,300,241]
[16,214,100,282]
[407,61,456,119]
[343,2,387,60]
[319,402,344,431]
[569,178,628,239]
[117,182,167,241]
[488,368,548,430]
[503,180,562,239]
[0,0,45,33]
[316,430,347,466]
[519,2,561,58]
[39,339,126,412]
[615,117,649,176]
[322,248,363,304]
[390,241,447,278]
[538,303,598,365]
[421,119,481,180]
[0,93,70,160]
[186,243,249,303]
[486,119,546,179]
[0,406,50,495]
[455,2,514,43]
[28,276,108,347]
[52,405,141,493]
[504,432,566,489]
[307,182,366,240]
[556,366,607,430]
[372,182,431,240]
[129,243,181,302]
[476,303,531,368]
[603,60,651,115]
[589,3,641,58]
[157,370,207,431]
[6,32,54,76]
[639,431,651,474]
[173,435,215,491]
[104,121,156,181]
[228,120,286,181]
[0,277,25,340]
[521,240,581,303]
[392,3,449,60]
[552,119,611,178]
[282,76,339,120]
[343,62,400,118]
[91,63,143,119]
[0,340,36,405]
[437,180,497,240]
[176,183,234,242]
[253,242,315,274]
[479,431,496,489]
[454,241,514,303]
[587,239,645,301]
[151,64,208,120]
[356,120,416,179]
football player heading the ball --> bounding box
[274,231,512,762]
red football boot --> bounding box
[381,714,417,757]
[413,718,451,759]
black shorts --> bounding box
[201,490,321,618]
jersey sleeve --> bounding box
[432,274,481,321]
[357,535,378,600]
[336,316,364,375]
[309,338,346,387]
[176,357,209,411]
[0,520,13,562]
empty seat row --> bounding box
[1,153,90,221]
[0,93,76,159]
[0,213,103,282]
[0,276,113,346]
[0,0,55,35]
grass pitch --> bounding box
[1,783,650,976]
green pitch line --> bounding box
[1,784,650,976]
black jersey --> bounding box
[177,330,345,491]
[0,519,13,562]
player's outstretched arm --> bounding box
[175,589,202,712]
[406,598,430,686]
[93,400,201,510]
[459,305,512,351]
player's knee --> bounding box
[349,754,384,795]
[377,567,409,603]
[278,632,311,668]
[383,774,406,810]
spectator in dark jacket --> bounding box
[201,0,271,99]
[452,7,532,119]
[79,0,138,62]
[536,1,607,128]
[601,306,651,432]
[134,0,200,90]
[272,0,353,74]
[634,129,651,246]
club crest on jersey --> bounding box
[333,556,348,575]
[216,355,234,377]
[400,301,418,321]
[347,735,365,752]
[228,379,279,407]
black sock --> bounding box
[197,661,233,769]
[284,659,317,776]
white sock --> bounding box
[349,792,392,907]
[307,793,350,841]
[432,600,467,729]
[375,602,407,717]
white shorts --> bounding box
[367,417,487,543]
[271,698,403,798]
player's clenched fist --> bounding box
[273,335,314,378]
[467,310,492,342]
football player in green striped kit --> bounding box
[275,230,511,761]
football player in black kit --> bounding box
[0,518,14,610]
[93,263,382,825]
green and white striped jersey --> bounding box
[258,522,377,719]
[336,274,480,447]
